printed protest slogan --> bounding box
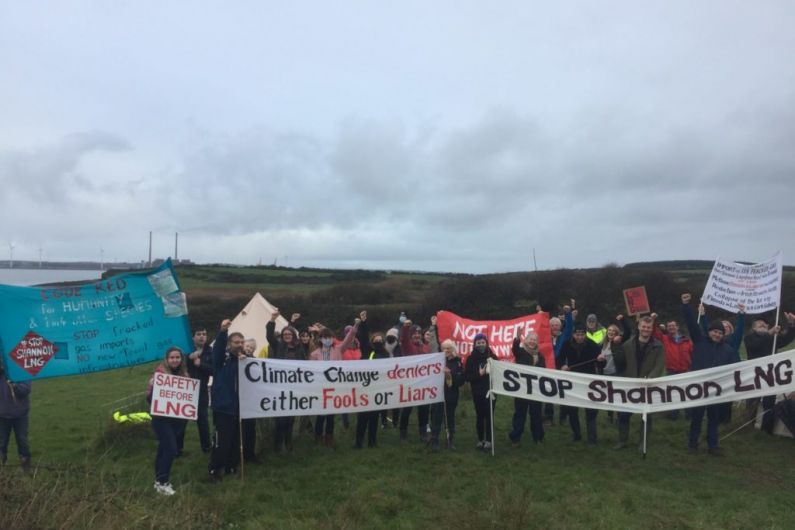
[150,373,200,421]
[435,311,554,368]
[702,253,783,314]
[0,260,192,381]
[489,348,795,413]
[623,286,650,316]
[238,353,445,419]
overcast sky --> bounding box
[1,1,793,273]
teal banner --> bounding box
[0,260,192,381]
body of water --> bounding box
[0,268,103,286]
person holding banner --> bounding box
[465,333,498,451]
[600,318,632,423]
[743,312,795,433]
[429,339,465,451]
[650,317,693,421]
[611,316,665,450]
[184,328,213,454]
[267,310,307,453]
[508,332,546,446]
[354,312,383,449]
[309,319,360,448]
[398,319,431,443]
[559,323,604,444]
[698,302,745,424]
[681,293,741,455]
[146,347,189,495]
[0,362,32,471]
[208,320,245,482]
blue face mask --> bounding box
[321,338,334,347]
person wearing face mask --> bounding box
[398,318,432,442]
[429,339,465,451]
[353,311,384,448]
[208,319,246,482]
[464,333,498,451]
[380,328,402,429]
[267,309,308,453]
[681,293,741,456]
[559,323,605,444]
[508,332,546,446]
[147,347,189,495]
[309,318,361,447]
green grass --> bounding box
[2,364,794,529]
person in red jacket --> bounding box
[398,318,431,442]
[651,314,694,420]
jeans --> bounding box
[430,400,458,440]
[315,415,335,435]
[509,398,544,442]
[564,406,598,443]
[0,414,31,462]
[274,417,295,451]
[472,394,495,443]
[152,416,183,483]
[209,411,240,473]
[242,418,257,459]
[355,411,379,447]
[176,382,209,452]
[689,405,720,449]
[399,405,430,437]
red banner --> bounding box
[436,311,554,368]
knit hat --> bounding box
[573,322,587,333]
[473,333,488,343]
[708,320,725,334]
[386,328,399,339]
[586,314,597,322]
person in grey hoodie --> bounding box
[0,362,32,470]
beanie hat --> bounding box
[386,328,399,339]
[473,333,488,343]
[574,322,587,333]
[708,320,725,333]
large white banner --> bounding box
[488,349,795,413]
[238,353,445,419]
[701,252,783,314]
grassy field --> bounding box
[1,362,793,530]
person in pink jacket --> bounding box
[309,318,360,447]
[398,318,432,442]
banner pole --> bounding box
[642,411,648,460]
[488,360,495,457]
[771,305,782,355]
[237,362,244,481]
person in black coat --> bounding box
[559,323,605,444]
[180,328,213,454]
[464,333,498,451]
[429,339,465,451]
[508,332,546,445]
[354,312,384,449]
[682,293,741,455]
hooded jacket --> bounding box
[0,372,31,418]
[211,330,241,416]
[464,340,498,399]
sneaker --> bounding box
[154,482,176,496]
[475,441,484,450]
[208,469,222,483]
[482,441,492,451]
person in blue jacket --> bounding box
[207,319,246,482]
[681,293,741,455]
[0,362,32,471]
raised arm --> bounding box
[338,318,361,353]
[729,310,745,351]
[681,294,702,343]
[212,323,230,372]
[356,311,371,357]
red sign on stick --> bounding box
[435,311,553,368]
[10,331,59,377]
[623,286,650,316]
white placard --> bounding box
[702,252,783,314]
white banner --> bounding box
[149,373,200,420]
[238,353,445,419]
[701,252,783,314]
[488,348,795,413]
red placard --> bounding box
[623,286,650,316]
[435,310,553,368]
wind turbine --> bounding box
[8,242,14,269]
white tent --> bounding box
[229,292,290,358]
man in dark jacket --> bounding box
[559,323,604,444]
[612,316,665,450]
[353,311,384,449]
[743,311,795,433]
[509,332,546,446]
[181,328,213,453]
[682,293,741,455]
[208,319,245,481]
[0,363,32,471]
